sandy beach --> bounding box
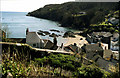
[63,35,88,48]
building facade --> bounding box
[26,31,44,48]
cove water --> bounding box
[1,11,72,38]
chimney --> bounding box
[99,42,101,47]
[26,28,29,35]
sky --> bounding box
[1,0,119,12]
[1,0,74,12]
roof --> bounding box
[64,44,82,53]
[112,41,119,46]
[86,52,97,60]
[92,54,102,62]
[86,52,117,72]
[29,32,36,33]
[90,32,112,38]
[103,50,113,59]
[43,39,54,49]
[113,33,119,38]
[111,33,119,42]
[84,43,103,53]
[85,49,118,72]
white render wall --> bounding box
[111,45,119,51]
[26,32,44,48]
[101,43,108,50]
[110,41,119,51]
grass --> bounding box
[1,43,119,77]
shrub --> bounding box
[73,65,110,78]
[2,58,31,77]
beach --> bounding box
[64,35,88,47]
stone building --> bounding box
[86,32,112,49]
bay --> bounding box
[1,11,72,38]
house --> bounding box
[86,32,112,49]
[86,52,97,60]
[112,33,119,40]
[111,41,119,51]
[110,33,119,51]
[82,43,104,57]
[26,28,56,49]
[42,39,54,49]
[26,29,44,48]
[43,39,58,50]
[103,50,113,61]
[112,51,119,60]
[101,43,108,50]
[64,44,82,53]
[108,17,119,25]
[86,52,118,72]
[95,56,117,72]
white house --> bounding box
[110,33,119,51]
[101,43,108,50]
[110,41,119,51]
[26,29,44,48]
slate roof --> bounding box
[64,47,72,52]
[111,33,119,42]
[43,39,54,49]
[64,44,82,53]
[92,54,102,62]
[103,50,113,60]
[85,47,118,72]
[86,53,117,72]
[113,33,119,38]
[86,52,97,60]
[91,32,112,38]
[83,43,103,53]
[112,41,119,46]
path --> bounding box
[0,42,74,55]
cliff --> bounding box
[27,2,119,30]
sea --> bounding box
[0,11,73,38]
[0,11,74,45]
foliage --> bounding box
[35,54,82,72]
[2,58,31,77]
[108,71,119,78]
[27,2,119,30]
[2,44,119,77]
[73,65,110,78]
[88,10,119,33]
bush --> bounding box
[73,65,110,78]
[35,54,82,72]
[2,58,31,77]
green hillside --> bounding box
[27,2,119,30]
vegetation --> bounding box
[73,65,110,78]
[1,44,119,77]
[1,2,119,77]
[27,2,119,31]
[88,10,119,33]
[35,54,81,76]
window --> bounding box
[33,44,36,47]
